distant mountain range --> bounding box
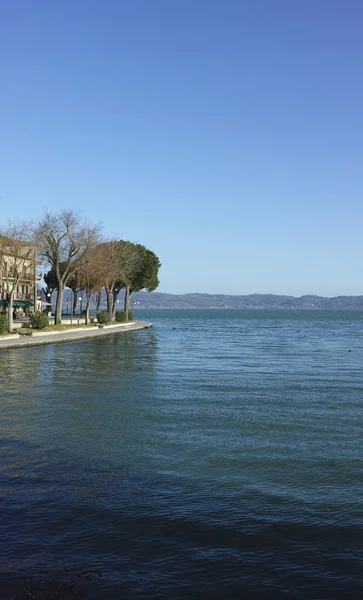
[131,292,363,310]
[60,290,363,310]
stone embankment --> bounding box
[0,321,152,350]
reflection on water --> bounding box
[0,311,363,599]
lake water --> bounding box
[1,309,362,599]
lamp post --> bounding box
[79,295,83,324]
[47,293,51,317]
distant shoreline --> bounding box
[122,291,363,310]
[131,306,363,310]
[60,291,363,311]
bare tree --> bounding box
[35,210,101,325]
[0,223,36,332]
[77,245,105,324]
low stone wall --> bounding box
[0,321,152,350]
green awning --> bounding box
[0,299,34,308]
[13,300,34,307]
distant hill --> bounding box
[61,289,363,310]
[131,292,363,310]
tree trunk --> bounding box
[112,290,119,318]
[7,291,14,333]
[85,291,92,325]
[96,291,101,312]
[124,285,131,320]
[55,286,64,325]
[107,289,113,322]
[72,288,78,315]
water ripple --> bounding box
[1,310,363,599]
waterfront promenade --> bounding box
[0,321,152,350]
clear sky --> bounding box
[1,0,362,296]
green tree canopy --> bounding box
[121,244,161,314]
[130,245,161,293]
[44,262,66,293]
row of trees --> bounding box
[1,210,161,330]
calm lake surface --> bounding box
[1,309,363,599]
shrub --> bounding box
[115,311,127,323]
[115,310,133,323]
[29,311,49,329]
[96,311,110,324]
[0,314,7,333]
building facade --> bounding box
[0,235,38,314]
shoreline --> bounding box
[0,320,152,350]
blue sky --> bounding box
[1,0,362,296]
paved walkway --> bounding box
[0,321,152,350]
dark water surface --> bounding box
[1,309,362,599]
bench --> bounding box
[18,330,33,337]
[97,325,104,329]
